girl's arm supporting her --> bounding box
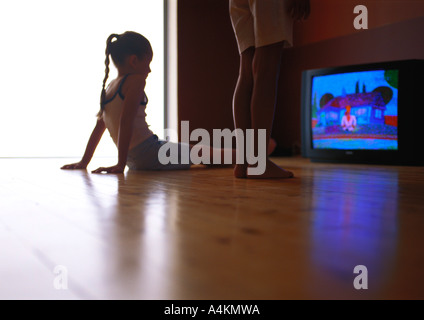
[61,118,106,170]
[92,75,146,174]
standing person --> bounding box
[230,0,310,178]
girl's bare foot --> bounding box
[246,159,293,179]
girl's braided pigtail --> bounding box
[97,33,119,119]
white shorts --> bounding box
[127,135,192,171]
[229,0,293,54]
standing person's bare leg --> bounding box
[248,41,293,178]
[232,46,255,178]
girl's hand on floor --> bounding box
[91,164,125,174]
[61,162,88,170]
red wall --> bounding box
[295,0,424,46]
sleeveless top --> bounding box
[102,74,154,150]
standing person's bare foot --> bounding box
[234,160,293,179]
[233,138,278,178]
[268,138,277,155]
[246,159,293,179]
[234,163,248,178]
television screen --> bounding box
[310,69,399,151]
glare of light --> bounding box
[0,0,164,157]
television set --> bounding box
[301,59,424,165]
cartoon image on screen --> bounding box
[311,70,398,150]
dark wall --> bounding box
[178,0,238,135]
[177,0,424,154]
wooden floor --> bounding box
[1,156,424,300]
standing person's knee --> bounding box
[240,46,255,82]
[252,42,285,77]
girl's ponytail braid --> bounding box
[97,33,120,118]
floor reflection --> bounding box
[121,171,180,299]
[308,167,399,294]
[78,170,181,299]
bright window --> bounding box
[0,0,164,157]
